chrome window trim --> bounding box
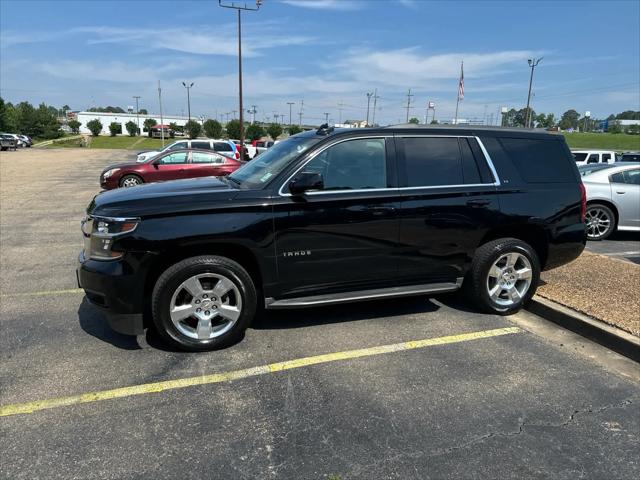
[277,135,393,196]
[277,134,500,197]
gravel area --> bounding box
[538,251,640,336]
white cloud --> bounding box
[280,0,363,10]
[334,47,541,88]
[74,25,315,57]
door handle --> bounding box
[466,199,491,207]
[615,191,626,194]
[367,206,395,215]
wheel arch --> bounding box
[143,242,264,320]
[479,225,549,269]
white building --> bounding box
[74,111,196,135]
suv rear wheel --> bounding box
[466,238,540,315]
[151,255,257,351]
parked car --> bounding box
[19,135,32,147]
[582,163,640,240]
[100,148,243,190]
[136,139,239,163]
[577,163,616,176]
[78,125,586,351]
[3,133,25,148]
[572,149,618,165]
[0,134,18,151]
[618,151,640,162]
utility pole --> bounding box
[371,89,379,126]
[133,96,141,135]
[232,110,237,119]
[287,102,295,126]
[323,112,329,124]
[365,92,373,126]
[273,113,279,125]
[218,0,262,160]
[157,80,165,147]
[338,101,344,124]
[247,105,257,123]
[405,88,414,123]
[525,57,542,128]
[182,82,194,123]
[298,99,304,126]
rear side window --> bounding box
[191,141,211,150]
[214,142,233,152]
[402,137,463,187]
[498,137,575,183]
[602,153,611,163]
[621,153,640,162]
[611,169,640,185]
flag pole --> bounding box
[454,61,463,125]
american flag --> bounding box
[458,62,464,100]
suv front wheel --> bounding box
[466,238,540,315]
[151,255,257,351]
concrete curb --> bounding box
[527,296,639,362]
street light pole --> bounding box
[366,92,373,126]
[525,57,542,128]
[133,96,141,135]
[219,0,262,160]
[324,113,329,124]
[182,82,194,123]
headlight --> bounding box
[81,215,140,260]
[103,168,120,179]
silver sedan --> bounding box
[582,163,640,240]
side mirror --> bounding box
[289,171,324,195]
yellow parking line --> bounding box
[0,288,83,298]
[0,327,521,417]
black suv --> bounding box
[78,125,586,351]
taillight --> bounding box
[579,182,586,222]
[235,151,240,160]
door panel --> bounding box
[612,169,640,228]
[272,136,400,298]
[146,151,190,181]
[396,136,499,282]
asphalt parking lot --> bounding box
[1,148,639,480]
[586,233,640,265]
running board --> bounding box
[265,279,463,309]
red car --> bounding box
[100,149,243,190]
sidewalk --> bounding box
[537,251,640,337]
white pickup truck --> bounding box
[572,150,619,165]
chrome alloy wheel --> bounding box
[121,177,141,187]
[169,273,242,340]
[585,207,612,239]
[486,252,533,307]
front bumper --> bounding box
[77,250,145,335]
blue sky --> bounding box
[1,0,639,125]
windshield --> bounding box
[228,136,321,189]
[573,153,588,162]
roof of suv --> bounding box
[296,124,561,141]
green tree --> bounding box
[108,122,120,136]
[184,120,202,139]
[287,124,302,135]
[86,119,103,136]
[125,120,138,136]
[608,121,622,134]
[203,119,223,139]
[559,109,580,130]
[626,124,639,135]
[0,97,8,131]
[246,123,265,141]
[68,120,81,134]
[169,122,182,133]
[615,110,640,120]
[16,102,40,137]
[267,122,283,141]
[430,119,439,124]
[225,119,241,139]
[408,117,420,124]
[37,103,62,139]
[143,118,157,136]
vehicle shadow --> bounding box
[252,296,441,330]
[77,297,142,350]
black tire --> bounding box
[119,174,144,188]
[151,255,257,351]
[465,238,540,315]
[0,147,6,151]
[585,203,616,241]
